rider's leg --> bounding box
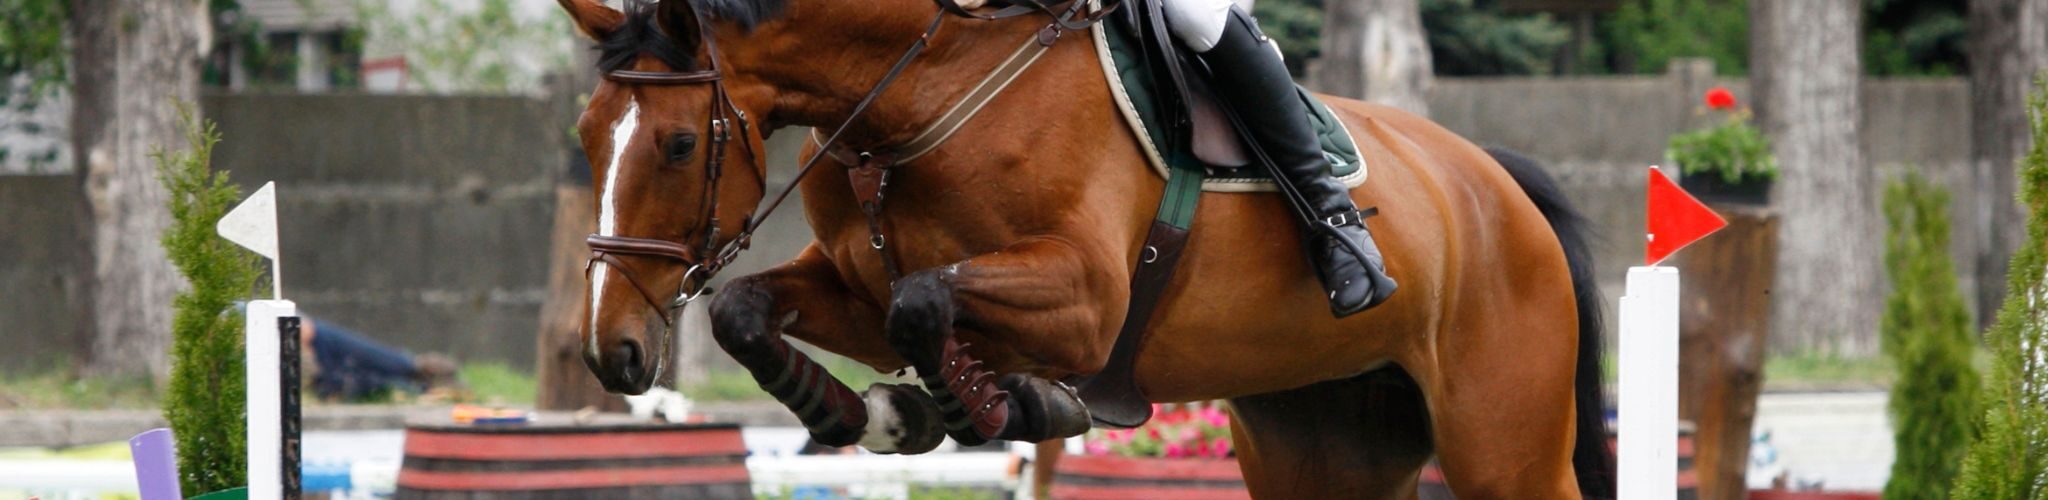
[1190,6,1397,317]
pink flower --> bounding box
[1210,438,1231,457]
[1200,407,1230,428]
[1163,443,1188,458]
[1086,440,1110,456]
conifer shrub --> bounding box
[158,105,264,495]
[1951,76,2048,499]
[1878,171,1979,500]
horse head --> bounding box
[560,0,773,394]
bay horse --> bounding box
[559,0,1614,496]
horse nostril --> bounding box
[611,339,645,374]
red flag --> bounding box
[1645,167,1728,265]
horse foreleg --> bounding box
[708,246,947,453]
[886,238,1107,445]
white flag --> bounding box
[217,181,279,259]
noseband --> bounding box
[587,0,1119,325]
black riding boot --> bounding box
[1200,8,1395,317]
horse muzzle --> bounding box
[583,315,667,395]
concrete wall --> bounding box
[1431,76,1979,354]
[0,75,1983,370]
[0,176,89,373]
[198,94,571,366]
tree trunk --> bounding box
[1314,0,1433,116]
[1968,0,2048,328]
[533,176,626,412]
[1751,0,1877,356]
[72,0,208,381]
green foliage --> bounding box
[1950,76,2048,499]
[0,0,67,97]
[458,362,536,405]
[1864,0,1966,77]
[354,0,571,94]
[1879,171,1981,500]
[1255,0,1571,76]
[1420,0,1570,76]
[1250,0,1324,76]
[158,104,265,496]
[1669,110,1776,184]
[1603,0,1749,75]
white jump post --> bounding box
[1617,168,1725,500]
[220,182,301,500]
[1618,266,1679,499]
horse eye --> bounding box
[667,133,698,164]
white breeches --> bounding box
[1162,0,1236,53]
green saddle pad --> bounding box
[1095,17,1365,191]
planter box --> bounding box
[1049,454,1248,500]
[1679,170,1772,206]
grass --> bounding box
[1763,352,1895,389]
[682,352,909,402]
[1600,350,1907,391]
[458,361,538,406]
[0,370,159,410]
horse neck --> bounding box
[733,2,1050,144]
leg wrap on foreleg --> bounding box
[711,285,868,447]
[754,343,870,446]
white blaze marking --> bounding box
[590,101,641,359]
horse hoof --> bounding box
[998,374,1092,442]
[859,383,946,454]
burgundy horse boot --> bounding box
[927,339,1010,446]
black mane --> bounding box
[595,0,788,74]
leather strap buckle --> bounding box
[1323,211,1360,228]
[1321,207,1379,228]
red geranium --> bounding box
[1704,86,1737,110]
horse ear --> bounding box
[656,0,703,51]
[557,0,625,40]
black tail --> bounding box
[1487,147,1615,498]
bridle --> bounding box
[585,0,1121,326]
[584,7,754,324]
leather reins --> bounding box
[587,0,1120,326]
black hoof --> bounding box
[996,374,1092,442]
[860,383,946,454]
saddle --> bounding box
[1094,2,1367,192]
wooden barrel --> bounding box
[1049,454,1250,500]
[1419,432,1698,499]
[396,417,750,499]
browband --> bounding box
[606,69,723,85]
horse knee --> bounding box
[708,279,777,359]
[885,267,959,368]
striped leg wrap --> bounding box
[756,343,868,446]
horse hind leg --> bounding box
[1421,308,1583,498]
[707,247,947,454]
[1229,368,1435,499]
